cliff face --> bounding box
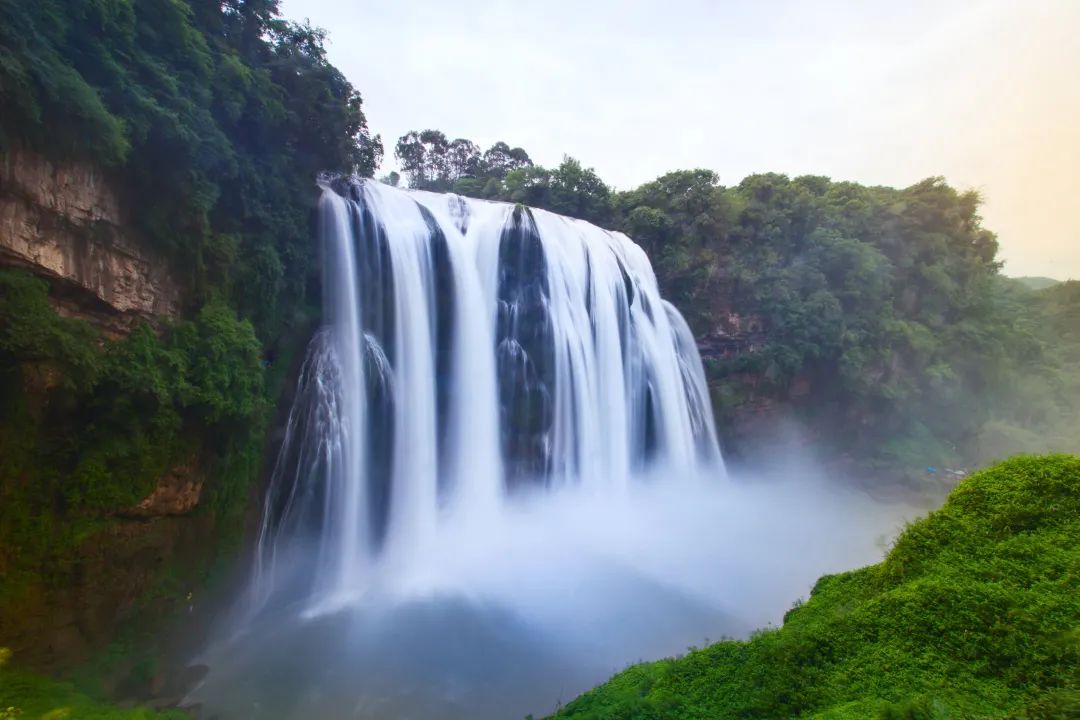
[0,150,211,674]
[0,149,180,335]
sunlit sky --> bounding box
[281,0,1080,279]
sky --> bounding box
[281,0,1080,279]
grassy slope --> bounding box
[0,661,180,719]
[553,455,1080,720]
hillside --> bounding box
[1014,277,1062,291]
[551,455,1080,719]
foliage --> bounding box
[0,272,102,391]
[394,129,532,191]
[0,270,267,569]
[971,281,1080,465]
[1013,277,1061,291]
[0,267,271,696]
[0,1,349,704]
[0,0,382,335]
[393,129,614,226]
[503,157,614,226]
[0,0,370,685]
[552,454,1080,719]
[611,171,1075,474]
[0,647,181,719]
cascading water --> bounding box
[251,178,722,613]
[190,179,904,720]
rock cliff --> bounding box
[0,148,179,336]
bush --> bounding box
[553,455,1080,719]
[0,270,266,566]
[0,646,182,719]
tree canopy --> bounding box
[392,129,614,226]
[0,0,383,335]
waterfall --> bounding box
[252,178,723,613]
[192,183,903,719]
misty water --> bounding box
[188,180,914,719]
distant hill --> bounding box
[1013,276,1061,290]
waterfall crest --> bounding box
[253,178,722,611]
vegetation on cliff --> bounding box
[0,265,268,694]
[0,0,381,520]
[613,174,1075,474]
[551,454,1080,720]
[392,129,612,226]
[0,0,380,685]
[0,0,381,333]
[0,270,264,559]
[612,172,1078,477]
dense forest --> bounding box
[391,128,1080,480]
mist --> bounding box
[188,463,917,719]
[186,183,922,719]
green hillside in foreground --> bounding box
[552,455,1080,720]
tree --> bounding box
[447,138,481,179]
[395,131,427,187]
[482,141,532,179]
[548,156,613,225]
[395,131,538,192]
[394,129,455,188]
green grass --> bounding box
[552,455,1080,719]
[0,650,182,719]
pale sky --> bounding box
[282,0,1080,279]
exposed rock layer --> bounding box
[0,148,180,335]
